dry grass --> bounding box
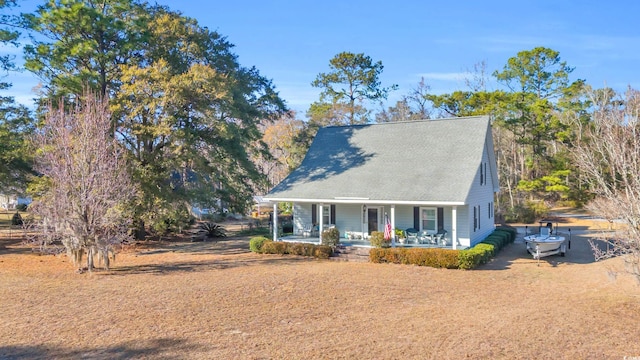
[1,215,639,359]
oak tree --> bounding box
[25,1,286,234]
[0,0,34,192]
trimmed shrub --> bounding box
[458,249,483,270]
[458,226,518,269]
[474,243,495,258]
[258,240,332,259]
[406,248,460,268]
[458,243,496,269]
[249,236,269,253]
[321,227,340,247]
[370,247,459,268]
[313,245,333,259]
[369,226,518,270]
[288,242,307,256]
[495,226,517,242]
[370,247,404,263]
[482,231,510,251]
[261,240,287,254]
[369,231,390,248]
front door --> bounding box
[367,208,379,234]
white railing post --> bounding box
[273,203,278,241]
[391,205,396,247]
[452,206,457,250]
[318,204,324,244]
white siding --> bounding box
[464,141,497,246]
[293,203,313,234]
[453,205,471,248]
[294,203,369,237]
[335,204,364,236]
[390,205,414,231]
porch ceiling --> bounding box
[263,197,465,206]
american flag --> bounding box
[383,213,392,241]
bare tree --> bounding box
[404,77,433,120]
[571,87,640,282]
[375,78,434,123]
[31,92,135,272]
[464,60,489,92]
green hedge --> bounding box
[370,248,460,269]
[249,236,269,253]
[371,225,518,270]
[495,226,517,242]
[458,225,518,269]
[458,243,494,269]
[259,240,333,259]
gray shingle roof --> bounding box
[266,116,493,204]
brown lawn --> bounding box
[0,214,639,359]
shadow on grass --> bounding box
[0,235,41,256]
[0,337,201,360]
[477,225,612,270]
[103,254,316,276]
[131,236,251,257]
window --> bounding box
[480,162,488,185]
[473,206,477,232]
[314,204,334,225]
[323,205,331,225]
[421,208,437,232]
[484,163,487,185]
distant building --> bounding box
[0,194,31,210]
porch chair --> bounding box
[405,228,419,244]
[418,230,435,244]
[302,224,313,238]
[311,225,320,237]
[435,228,448,246]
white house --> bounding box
[263,116,499,249]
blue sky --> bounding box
[3,0,639,115]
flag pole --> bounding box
[384,212,394,248]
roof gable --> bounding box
[266,116,495,204]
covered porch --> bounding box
[269,200,468,250]
[278,233,462,249]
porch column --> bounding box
[452,206,457,250]
[361,204,366,239]
[272,203,278,241]
[390,205,396,247]
[318,203,324,243]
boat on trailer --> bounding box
[524,221,567,259]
